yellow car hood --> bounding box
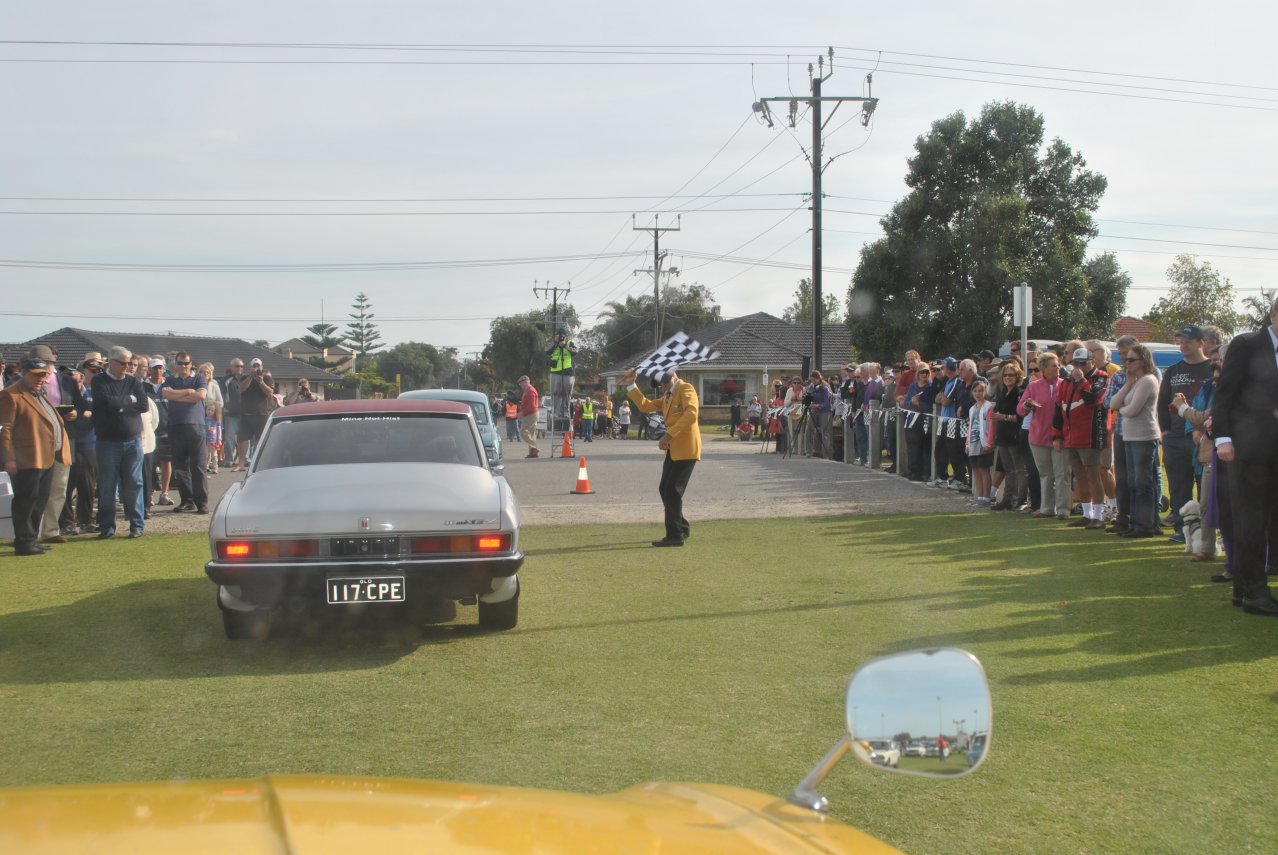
[0,774,900,854]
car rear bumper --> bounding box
[206,553,523,608]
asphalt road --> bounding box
[499,435,963,526]
[148,434,967,535]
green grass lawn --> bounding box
[1,515,1274,854]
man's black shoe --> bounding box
[651,537,684,547]
[173,502,196,513]
[15,545,48,556]
[195,506,209,515]
[97,530,116,539]
[1240,595,1278,617]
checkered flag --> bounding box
[634,332,720,382]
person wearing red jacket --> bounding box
[1053,347,1111,529]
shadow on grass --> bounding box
[813,514,1278,683]
[0,577,512,684]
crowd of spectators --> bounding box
[756,315,1277,613]
[2,346,283,547]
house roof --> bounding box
[7,327,338,382]
[602,312,854,374]
[1112,316,1157,342]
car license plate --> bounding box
[326,576,405,605]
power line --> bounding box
[0,206,808,217]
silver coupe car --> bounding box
[204,398,522,640]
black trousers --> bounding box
[168,423,208,508]
[12,467,54,550]
[1225,454,1278,600]
[658,454,697,541]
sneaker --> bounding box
[157,493,175,506]
[1168,532,1186,544]
[926,479,946,488]
[946,480,962,490]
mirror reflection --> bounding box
[845,648,991,778]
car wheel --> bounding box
[222,607,272,641]
[478,582,519,631]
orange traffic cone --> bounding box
[561,432,575,459]
[570,457,594,494]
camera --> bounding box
[801,391,814,407]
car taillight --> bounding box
[221,542,252,559]
[216,539,319,560]
[409,533,510,554]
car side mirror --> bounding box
[490,463,506,476]
[846,647,990,778]
[788,647,991,812]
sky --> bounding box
[3,1,1276,360]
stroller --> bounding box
[645,412,667,440]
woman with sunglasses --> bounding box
[1108,344,1160,537]
[989,360,1028,510]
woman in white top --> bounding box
[1108,344,1160,536]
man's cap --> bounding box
[28,345,56,362]
[148,357,166,369]
[21,357,52,373]
[979,349,995,360]
[1176,325,1205,340]
[1072,347,1091,363]
[943,357,958,370]
[81,351,105,368]
[250,357,263,366]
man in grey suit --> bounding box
[1214,295,1278,616]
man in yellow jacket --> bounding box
[621,367,701,547]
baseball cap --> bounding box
[148,357,165,369]
[250,357,263,366]
[21,357,52,373]
[943,357,958,370]
[1176,325,1205,340]
[1072,347,1091,363]
[979,349,995,361]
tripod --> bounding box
[784,405,810,459]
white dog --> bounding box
[1179,500,1204,555]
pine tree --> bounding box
[343,292,384,370]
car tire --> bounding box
[222,607,272,641]
[478,581,519,631]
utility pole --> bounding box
[467,350,484,390]
[753,48,878,372]
[633,214,681,348]
[533,280,572,336]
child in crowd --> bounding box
[205,402,222,475]
[966,378,995,507]
[737,418,755,442]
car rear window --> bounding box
[254,413,484,470]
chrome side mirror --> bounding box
[846,647,991,778]
[788,648,991,812]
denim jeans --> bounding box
[1124,439,1158,532]
[97,438,145,533]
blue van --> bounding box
[399,388,502,465]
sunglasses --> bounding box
[1124,357,1141,364]
[1001,372,1017,377]
[1031,367,1041,373]
[176,361,192,366]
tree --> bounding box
[1143,255,1242,338]
[592,283,721,367]
[372,342,459,391]
[782,278,844,325]
[300,321,345,370]
[1241,287,1276,330]
[846,101,1120,360]
[343,292,384,370]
